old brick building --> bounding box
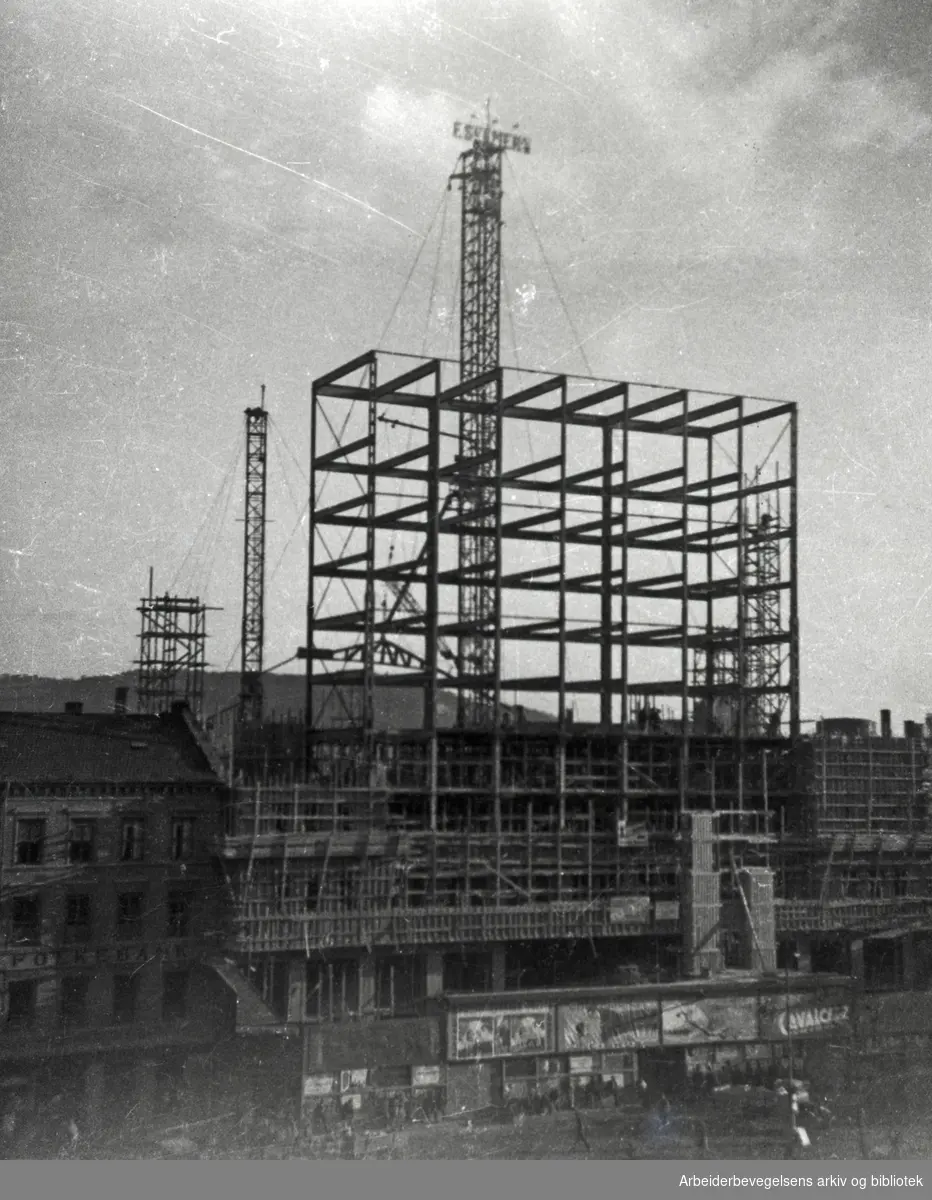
[0,704,237,1139]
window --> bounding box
[170,818,195,861]
[305,960,359,1022]
[64,894,92,942]
[502,1058,538,1101]
[116,892,144,939]
[112,974,138,1025]
[7,980,36,1025]
[444,951,493,994]
[68,821,95,864]
[602,1051,638,1090]
[166,892,191,939]
[374,955,424,1017]
[162,969,190,1021]
[15,819,45,865]
[10,895,40,943]
[120,819,145,862]
[60,975,90,1026]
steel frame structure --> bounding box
[240,396,269,724]
[305,350,799,796]
[136,585,209,718]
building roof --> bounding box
[0,710,222,785]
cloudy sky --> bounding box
[2,0,932,725]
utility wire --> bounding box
[196,448,241,603]
[169,434,242,594]
[506,155,593,377]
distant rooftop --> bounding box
[0,710,221,785]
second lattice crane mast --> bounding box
[240,388,268,723]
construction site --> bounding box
[5,115,932,1151]
[205,120,932,1117]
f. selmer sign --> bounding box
[453,121,531,155]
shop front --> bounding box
[301,1015,444,1123]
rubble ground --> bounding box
[6,1098,930,1161]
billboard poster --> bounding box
[303,1074,335,1098]
[454,1014,495,1059]
[562,1000,660,1050]
[661,995,758,1044]
[494,1011,551,1055]
[412,1065,441,1087]
[453,1009,552,1060]
[608,896,650,923]
[759,992,850,1040]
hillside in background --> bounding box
[0,673,554,729]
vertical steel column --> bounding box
[789,408,800,738]
[305,384,319,779]
[558,378,568,727]
[600,422,613,726]
[704,437,715,734]
[362,358,378,742]
[679,393,690,812]
[620,385,631,828]
[492,367,504,835]
[425,361,441,832]
[736,398,746,768]
[363,358,378,816]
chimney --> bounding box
[64,701,83,715]
[114,686,129,715]
[880,709,892,740]
[905,720,921,741]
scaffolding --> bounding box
[743,491,786,737]
[798,735,928,838]
[136,574,210,718]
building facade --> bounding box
[0,705,237,1141]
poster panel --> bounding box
[303,1074,335,1098]
[759,991,850,1040]
[453,1014,495,1059]
[562,1000,660,1051]
[412,1066,441,1087]
[661,995,758,1044]
[453,1010,553,1060]
[608,896,650,923]
[494,1010,550,1055]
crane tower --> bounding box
[450,111,507,727]
[240,389,268,723]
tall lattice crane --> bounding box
[240,388,268,723]
[450,106,508,728]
